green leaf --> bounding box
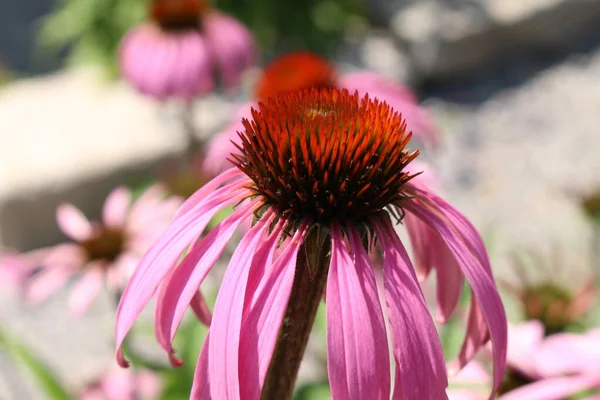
[293,382,331,400]
[0,329,73,400]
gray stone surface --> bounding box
[428,49,600,279]
[369,0,600,81]
[0,67,234,251]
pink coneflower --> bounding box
[448,321,600,400]
[116,88,506,399]
[27,185,183,316]
[503,251,597,335]
[202,51,438,177]
[80,367,161,400]
[119,0,255,100]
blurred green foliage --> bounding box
[38,0,367,78]
[0,328,73,400]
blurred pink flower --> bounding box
[119,0,255,101]
[202,51,438,177]
[80,367,161,400]
[448,321,600,399]
[0,249,44,292]
[26,185,182,316]
[115,89,506,399]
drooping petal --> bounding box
[68,264,105,316]
[403,213,434,280]
[208,212,274,400]
[191,332,212,400]
[404,185,507,398]
[452,296,489,376]
[203,12,256,89]
[103,187,132,229]
[505,321,545,378]
[374,217,448,400]
[56,204,93,241]
[27,265,77,305]
[534,330,600,377]
[175,168,246,219]
[498,375,600,400]
[155,201,258,359]
[238,223,306,399]
[325,225,390,400]
[190,291,213,327]
[115,180,249,367]
[431,232,464,323]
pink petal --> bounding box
[27,265,77,305]
[374,217,448,399]
[453,296,489,375]
[238,223,306,399]
[191,332,212,399]
[403,213,434,280]
[154,201,258,361]
[241,221,286,310]
[101,367,135,400]
[404,185,507,398]
[68,264,105,317]
[535,330,600,377]
[326,225,390,400]
[175,167,246,219]
[103,187,132,229]
[498,375,600,400]
[203,12,255,89]
[56,203,93,241]
[135,369,162,400]
[447,390,487,400]
[208,211,274,399]
[202,104,255,178]
[505,321,545,377]
[451,361,492,386]
[431,232,464,323]
[115,178,249,367]
[41,243,87,269]
[190,291,212,326]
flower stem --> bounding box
[260,236,330,400]
[182,102,203,160]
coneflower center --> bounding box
[81,228,125,264]
[151,0,207,31]
[522,283,574,335]
[233,88,419,225]
[255,52,337,102]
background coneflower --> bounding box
[202,51,438,177]
[119,0,255,101]
[115,88,506,399]
[27,185,181,316]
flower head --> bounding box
[203,51,438,177]
[27,185,181,316]
[116,88,506,399]
[503,251,597,335]
[119,0,255,100]
[448,322,600,399]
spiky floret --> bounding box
[233,88,419,225]
[255,52,336,102]
[151,0,208,30]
